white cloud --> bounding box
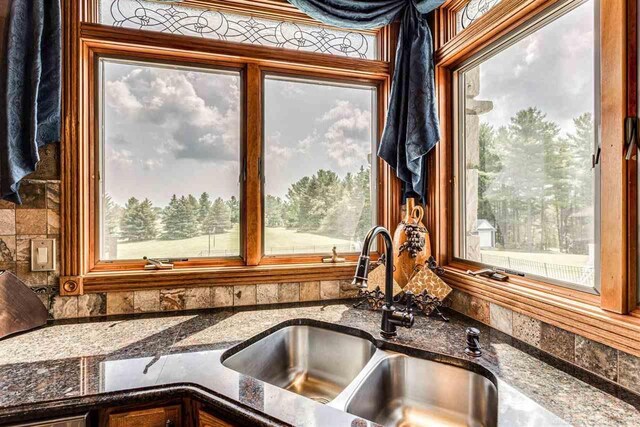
[319,100,372,168]
[524,36,539,65]
[266,132,293,160]
[297,133,315,152]
[107,147,133,168]
[105,67,240,162]
[265,130,316,163]
[142,158,163,170]
[105,80,142,114]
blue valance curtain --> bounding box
[0,0,61,203]
[287,0,444,202]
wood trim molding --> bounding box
[60,276,84,296]
[83,263,356,292]
[61,0,86,282]
[80,24,390,77]
[443,266,640,357]
[436,0,563,66]
[600,0,630,313]
[626,0,638,310]
[245,64,262,266]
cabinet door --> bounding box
[108,405,181,427]
[14,415,87,427]
[197,410,234,427]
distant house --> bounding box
[475,219,496,248]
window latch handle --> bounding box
[592,146,601,168]
[625,116,638,160]
[242,157,247,183]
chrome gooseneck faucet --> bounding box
[352,226,414,338]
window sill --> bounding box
[442,263,640,356]
[79,262,358,293]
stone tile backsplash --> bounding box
[447,288,640,399]
[67,280,355,320]
[0,144,62,317]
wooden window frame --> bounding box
[60,0,402,295]
[429,0,640,356]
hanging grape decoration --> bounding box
[398,222,427,258]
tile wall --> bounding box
[448,288,640,395]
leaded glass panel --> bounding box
[99,0,377,59]
[456,0,502,32]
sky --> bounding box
[101,0,594,209]
[102,62,376,207]
[473,0,595,134]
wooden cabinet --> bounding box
[15,415,87,427]
[107,405,181,427]
[98,398,239,427]
[197,410,234,427]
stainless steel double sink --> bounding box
[222,324,498,427]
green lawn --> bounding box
[114,225,357,259]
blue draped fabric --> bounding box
[287,0,444,202]
[0,0,61,203]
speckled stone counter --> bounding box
[0,302,639,426]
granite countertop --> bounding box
[0,302,639,426]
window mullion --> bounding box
[245,63,263,265]
[599,0,631,313]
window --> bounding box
[60,0,394,290]
[98,0,377,59]
[98,59,242,260]
[263,76,377,255]
[454,0,598,291]
[457,0,503,32]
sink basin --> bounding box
[345,354,498,427]
[222,325,376,403]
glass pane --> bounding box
[457,0,503,32]
[99,0,377,59]
[99,59,241,260]
[458,0,597,288]
[264,76,377,255]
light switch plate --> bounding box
[31,238,56,272]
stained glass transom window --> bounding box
[99,0,377,59]
[456,0,502,32]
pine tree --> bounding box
[207,197,232,233]
[285,170,340,232]
[161,194,199,240]
[120,197,158,242]
[120,197,141,241]
[138,198,159,240]
[162,195,181,240]
[198,192,212,233]
[484,107,560,251]
[354,166,372,241]
[265,195,286,227]
[177,195,200,238]
[103,194,122,237]
[564,112,595,253]
[227,196,240,224]
[477,123,502,229]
